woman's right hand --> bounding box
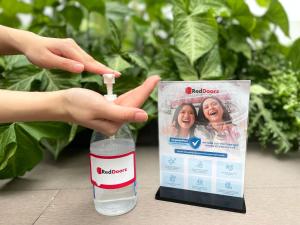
[0,25,119,75]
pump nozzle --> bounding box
[103,74,117,102]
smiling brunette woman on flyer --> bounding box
[196,97,240,143]
[0,25,160,135]
[170,103,197,138]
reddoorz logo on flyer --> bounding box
[185,87,219,94]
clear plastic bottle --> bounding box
[90,125,137,216]
[89,74,137,216]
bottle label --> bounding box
[89,151,136,189]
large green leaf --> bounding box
[0,55,85,179]
[226,26,251,58]
[106,1,133,21]
[0,0,32,16]
[226,0,256,33]
[61,5,84,30]
[113,74,143,95]
[148,50,180,81]
[107,19,123,53]
[173,4,218,64]
[0,56,44,90]
[0,122,76,178]
[263,0,289,36]
[256,0,271,7]
[33,0,58,10]
[251,19,271,40]
[198,45,223,79]
[125,52,149,70]
[144,0,166,21]
[0,125,18,171]
[171,49,198,80]
[3,55,32,70]
[220,48,237,78]
[77,0,105,14]
[287,38,300,70]
[80,72,102,91]
[250,95,292,154]
[0,57,81,91]
[106,55,132,72]
[0,123,42,179]
[82,12,109,37]
[190,0,229,16]
[20,122,77,159]
[0,13,21,27]
[250,84,272,95]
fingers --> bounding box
[115,75,160,107]
[84,119,121,136]
[56,38,121,76]
[72,43,121,76]
[43,51,85,73]
[99,102,148,123]
[85,59,121,76]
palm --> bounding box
[66,75,159,112]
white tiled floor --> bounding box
[1,144,300,225]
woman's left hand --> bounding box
[62,75,160,135]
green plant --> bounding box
[0,0,299,179]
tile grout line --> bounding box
[31,189,60,225]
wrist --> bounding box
[49,90,70,122]
[13,30,39,55]
[0,90,70,123]
[0,25,37,55]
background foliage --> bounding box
[0,0,299,178]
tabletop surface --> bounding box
[1,143,300,225]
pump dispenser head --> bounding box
[103,74,117,102]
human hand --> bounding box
[62,75,160,135]
[21,32,119,75]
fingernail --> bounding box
[113,70,121,76]
[73,63,84,72]
[154,75,161,80]
[134,112,148,122]
[96,62,120,76]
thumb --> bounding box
[100,103,148,123]
[115,75,160,107]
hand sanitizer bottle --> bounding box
[89,74,137,216]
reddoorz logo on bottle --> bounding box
[97,167,127,175]
[185,86,219,94]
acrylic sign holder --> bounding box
[155,186,246,213]
[155,81,250,214]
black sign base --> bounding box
[155,186,246,213]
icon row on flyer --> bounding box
[161,172,242,197]
[161,156,243,179]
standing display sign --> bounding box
[155,81,250,213]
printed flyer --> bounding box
[158,81,250,198]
